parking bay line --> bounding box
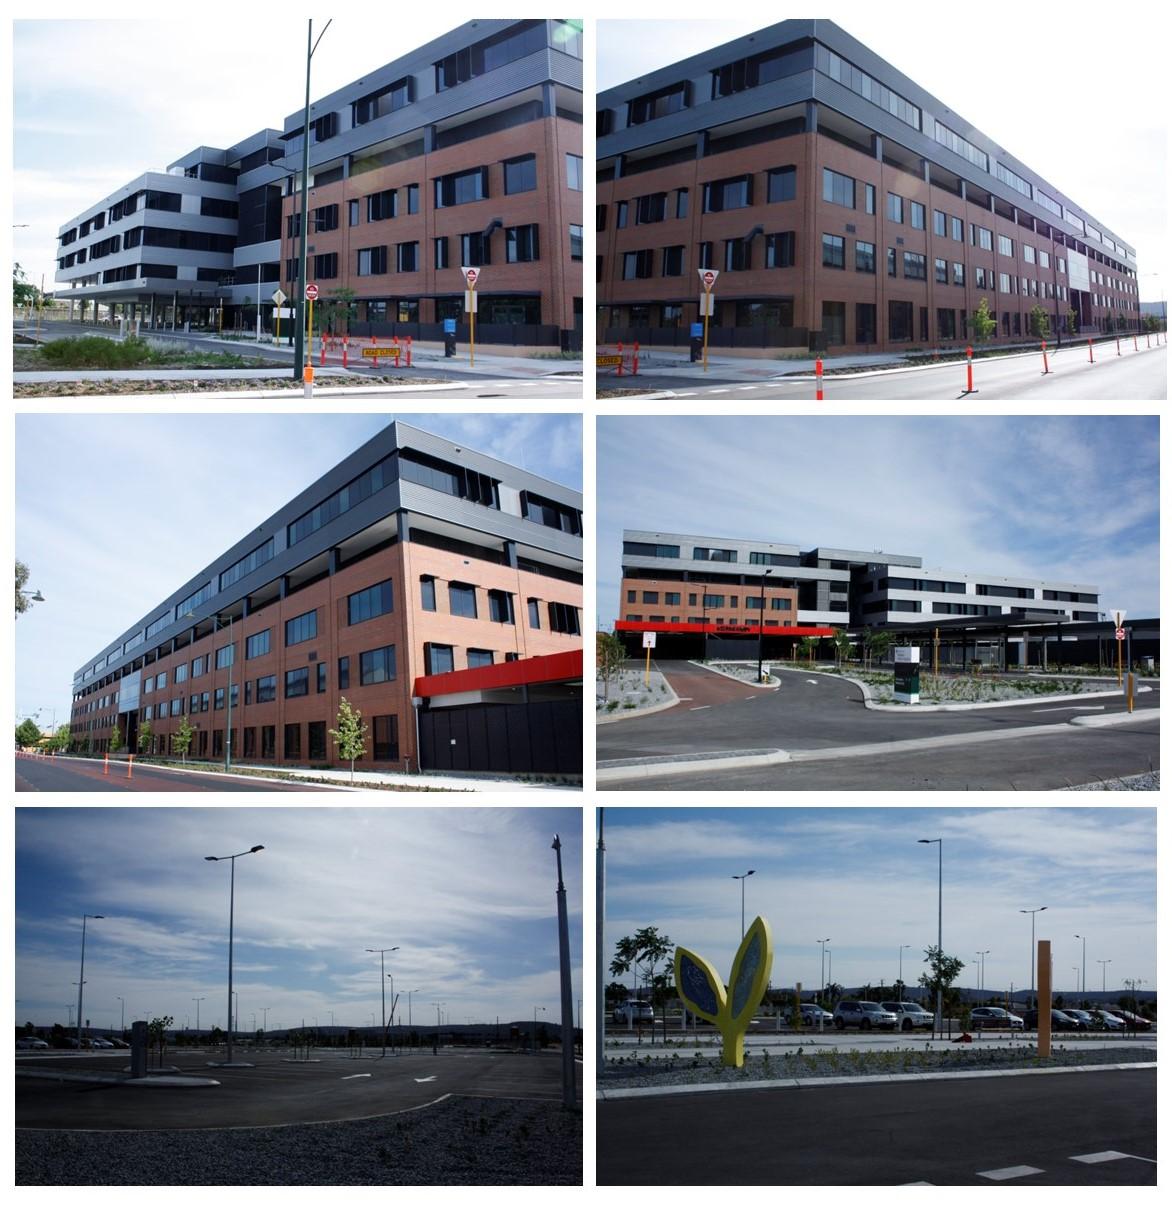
[977,1165,1044,1181]
[1071,1151,1156,1165]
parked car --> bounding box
[1063,1009,1097,1029]
[1110,1008,1152,1031]
[970,1007,1024,1030]
[833,1001,898,1031]
[1023,1008,1083,1031]
[880,1001,934,1031]
[1091,1010,1125,1030]
[90,1038,115,1048]
[16,1037,49,1050]
[108,1038,130,1048]
[612,1000,655,1024]
[799,1003,834,1026]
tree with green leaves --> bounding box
[173,716,195,763]
[968,297,996,343]
[863,628,894,670]
[47,724,72,753]
[832,627,854,668]
[13,263,42,310]
[323,286,358,336]
[611,926,675,1042]
[797,635,818,664]
[596,630,627,702]
[16,718,42,748]
[1029,304,1051,340]
[148,1015,174,1066]
[329,696,369,782]
[137,720,153,755]
[16,559,36,616]
[1065,309,1078,335]
[919,945,966,1034]
[109,724,123,753]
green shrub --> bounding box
[40,336,155,368]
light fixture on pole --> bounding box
[204,845,264,1066]
[898,944,911,994]
[732,870,756,938]
[553,834,576,1109]
[917,839,943,1037]
[975,950,989,993]
[366,946,399,1057]
[1019,906,1047,1006]
[532,1004,546,1056]
[117,995,125,1038]
[756,568,773,683]
[1097,958,1111,992]
[1074,933,1087,997]
[193,996,205,1036]
[77,914,104,1051]
[408,989,421,1029]
[817,938,830,1005]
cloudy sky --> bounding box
[597,415,1158,629]
[15,413,581,729]
[600,807,1155,1000]
[16,806,582,1033]
[596,9,1169,297]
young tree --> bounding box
[596,630,627,702]
[13,263,42,309]
[1065,308,1078,336]
[968,297,996,343]
[1028,304,1051,340]
[148,1015,174,1067]
[323,286,358,336]
[329,696,369,782]
[832,627,854,668]
[109,724,123,753]
[15,718,42,748]
[137,720,154,755]
[797,635,818,664]
[173,716,195,764]
[863,628,894,670]
[48,724,72,753]
[919,945,966,1032]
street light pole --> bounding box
[1097,959,1111,993]
[193,996,205,1036]
[756,568,773,683]
[917,839,943,1036]
[899,944,911,995]
[817,939,830,1005]
[365,946,399,1057]
[77,913,103,1050]
[976,950,989,994]
[732,870,756,938]
[553,834,576,1109]
[117,995,125,1038]
[1019,907,1047,1007]
[205,845,264,1065]
[1074,933,1086,999]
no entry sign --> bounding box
[304,283,319,301]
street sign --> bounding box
[464,289,478,312]
[304,283,319,301]
[596,354,622,367]
[893,646,921,704]
[462,266,480,288]
[271,288,287,306]
[699,292,715,316]
[699,268,719,290]
[642,631,657,649]
[1111,609,1126,627]
[1116,627,1126,640]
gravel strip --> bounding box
[602,1044,1154,1091]
[16,1096,581,1186]
[1062,771,1159,791]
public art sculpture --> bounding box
[673,915,773,1067]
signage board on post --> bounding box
[893,646,921,704]
[642,631,657,649]
[304,283,319,301]
[271,288,287,307]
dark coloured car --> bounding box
[970,1006,1024,1030]
[1063,1009,1097,1028]
[1023,1008,1083,1031]
[1110,1008,1152,1031]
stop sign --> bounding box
[305,283,319,301]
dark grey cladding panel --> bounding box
[549,49,583,91]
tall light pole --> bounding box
[918,838,943,1036]
[366,946,399,1057]
[1019,906,1047,1007]
[262,1006,270,1034]
[205,844,264,1065]
[898,944,911,995]
[193,996,205,1036]
[116,995,125,1037]
[76,914,103,1050]
[1097,959,1111,992]
[408,989,421,1029]
[553,834,576,1109]
[533,1005,546,1056]
[756,567,773,682]
[817,939,830,1005]
[1074,933,1087,998]
[596,808,606,1077]
[732,870,756,938]
[975,950,989,994]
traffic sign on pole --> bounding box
[304,283,319,301]
[697,270,718,370]
[461,268,479,364]
[1115,627,1126,641]
[462,267,480,289]
[271,288,287,307]
[699,268,719,291]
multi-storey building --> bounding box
[597,20,1139,353]
[54,19,583,348]
[618,528,1101,660]
[69,423,583,776]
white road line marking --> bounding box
[678,697,693,701]
[413,1075,437,1082]
[690,705,711,711]
[1032,705,1106,713]
[1071,1151,1156,1165]
[341,1073,372,1079]
[977,1166,1044,1181]
[806,679,819,685]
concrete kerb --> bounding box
[17,1068,221,1088]
[596,674,681,725]
[687,660,779,689]
[597,1060,1156,1101]
[598,749,789,782]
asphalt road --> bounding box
[598,1067,1155,1185]
[15,756,318,793]
[16,1048,566,1129]
[613,342,1166,401]
[598,663,1159,790]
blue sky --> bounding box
[15,413,581,730]
[16,807,582,1033]
[597,416,1158,629]
[600,807,1156,999]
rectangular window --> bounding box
[285,668,309,698]
[245,681,252,706]
[285,610,317,646]
[246,630,270,659]
[822,300,846,346]
[459,232,490,266]
[348,579,394,625]
[764,231,795,269]
[903,252,927,280]
[889,299,913,341]
[548,602,581,635]
[635,193,667,224]
[933,210,946,237]
[998,234,1014,257]
[503,154,537,194]
[864,183,876,215]
[662,245,685,276]
[284,723,301,760]
[308,721,326,761]
[244,727,256,758]
[856,302,877,344]
[488,589,515,624]
[348,199,359,226]
[506,224,539,262]
[262,726,275,759]
[434,237,449,269]
[935,257,948,284]
[622,249,654,279]
[953,262,965,287]
[257,676,276,703]
[566,153,583,190]
[338,656,350,690]
[973,225,993,251]
[822,168,855,209]
[420,576,436,611]
[425,643,455,674]
[697,241,714,269]
[910,202,925,230]
[396,242,418,272]
[175,663,188,684]
[373,715,399,761]
[1023,244,1036,264]
[570,223,582,260]
[702,174,752,212]
[435,165,490,207]
[822,233,845,269]
[449,582,477,618]
[359,645,397,686]
[467,649,494,669]
[725,238,751,271]
[367,189,398,222]
[937,308,957,339]
[887,192,904,223]
[191,656,206,678]
[855,240,875,273]
[767,166,796,203]
[887,247,897,277]
[317,662,326,694]
[201,692,210,713]
[357,246,387,275]
[616,201,628,228]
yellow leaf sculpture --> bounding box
[674,915,773,1067]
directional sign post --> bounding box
[462,267,480,367]
[698,269,719,373]
[271,288,286,346]
[1111,609,1127,686]
[642,630,656,688]
[303,283,319,391]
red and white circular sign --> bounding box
[464,268,479,287]
[1116,627,1126,640]
[304,283,319,301]
[702,271,716,289]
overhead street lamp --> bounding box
[1097,959,1111,992]
[975,950,989,993]
[193,996,205,1036]
[76,914,104,1051]
[756,567,773,683]
[817,939,830,1006]
[116,995,125,1038]
[898,944,911,994]
[532,1004,546,1056]
[1019,907,1047,1007]
[366,946,399,1057]
[732,870,756,938]
[1074,933,1087,998]
[205,844,264,1065]
[917,839,943,1036]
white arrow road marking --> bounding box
[690,705,711,711]
[414,1075,437,1082]
[341,1073,372,1080]
[806,680,819,685]
[1032,705,1106,713]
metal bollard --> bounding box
[103,753,109,775]
[127,754,134,779]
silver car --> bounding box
[881,1001,934,1031]
[833,1000,898,1030]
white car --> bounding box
[90,1038,115,1048]
[16,1037,49,1050]
[881,1001,934,1031]
[612,1000,654,1024]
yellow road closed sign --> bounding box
[597,354,622,367]
[362,345,401,357]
